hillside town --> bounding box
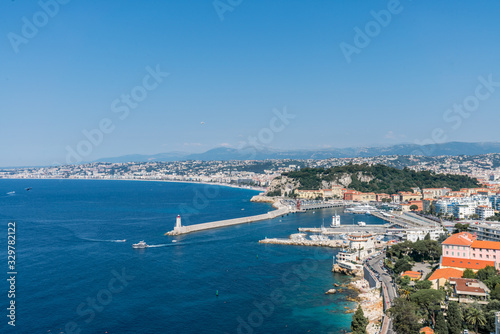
[2,153,500,188]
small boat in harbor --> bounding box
[132,240,148,248]
[357,221,366,227]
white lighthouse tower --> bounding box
[173,215,185,234]
[331,214,341,227]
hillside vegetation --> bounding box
[280,164,480,194]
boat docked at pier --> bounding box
[345,204,376,214]
[132,240,148,248]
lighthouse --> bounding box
[173,215,185,234]
[175,215,182,229]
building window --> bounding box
[487,255,490,259]
[452,252,454,256]
[446,251,449,255]
[480,254,482,258]
[463,253,465,257]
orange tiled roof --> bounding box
[420,327,434,334]
[471,240,500,250]
[401,271,421,279]
[441,257,495,270]
[442,232,476,246]
[428,268,463,281]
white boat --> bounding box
[172,240,177,243]
[345,204,376,214]
[132,240,148,248]
[7,191,15,195]
[357,221,366,227]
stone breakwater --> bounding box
[166,208,291,235]
[258,238,345,248]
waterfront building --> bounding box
[347,232,376,260]
[376,193,391,202]
[398,191,422,202]
[335,232,376,264]
[422,187,452,199]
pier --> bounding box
[165,207,291,235]
[259,237,347,248]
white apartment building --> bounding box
[405,228,446,242]
[435,195,493,219]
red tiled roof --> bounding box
[449,278,489,295]
[428,268,463,281]
[441,257,495,270]
[442,232,476,246]
[471,240,500,250]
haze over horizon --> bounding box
[2,1,500,167]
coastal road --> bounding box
[366,253,397,334]
[367,253,397,305]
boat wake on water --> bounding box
[81,238,127,243]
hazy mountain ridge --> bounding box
[94,142,500,163]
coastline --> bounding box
[0,177,267,192]
[348,277,384,334]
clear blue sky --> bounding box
[1,0,500,166]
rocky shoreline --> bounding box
[348,278,384,334]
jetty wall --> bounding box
[166,208,290,235]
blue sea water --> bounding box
[0,180,384,333]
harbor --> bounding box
[165,198,346,235]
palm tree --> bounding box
[465,305,486,334]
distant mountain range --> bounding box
[94,142,500,163]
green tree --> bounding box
[434,311,447,334]
[429,204,437,215]
[389,298,421,334]
[462,268,476,279]
[453,223,470,233]
[476,265,497,282]
[424,232,431,241]
[410,289,445,327]
[491,283,500,300]
[410,204,419,211]
[465,304,486,334]
[415,280,432,290]
[394,258,412,275]
[447,301,463,334]
[482,300,500,333]
[351,307,368,334]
